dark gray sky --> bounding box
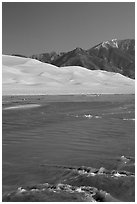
[2,2,135,56]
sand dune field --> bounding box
[2,55,135,95]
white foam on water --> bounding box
[17,187,27,193]
[83,115,102,119]
[3,104,40,110]
[83,114,93,118]
[95,116,102,119]
[30,189,40,192]
[72,166,135,178]
[113,172,126,177]
[13,183,98,201]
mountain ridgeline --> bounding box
[13,39,135,79]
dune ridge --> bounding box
[2,55,135,95]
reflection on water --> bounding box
[3,104,40,110]
[2,95,135,201]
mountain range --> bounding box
[19,39,134,79]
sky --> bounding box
[2,2,135,56]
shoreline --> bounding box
[2,93,135,96]
[2,94,135,104]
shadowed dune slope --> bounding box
[2,55,135,95]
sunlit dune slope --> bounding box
[2,55,135,95]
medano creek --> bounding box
[2,94,135,201]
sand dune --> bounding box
[2,55,135,95]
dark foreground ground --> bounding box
[2,94,135,202]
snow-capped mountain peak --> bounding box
[102,39,119,49]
